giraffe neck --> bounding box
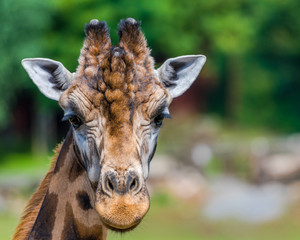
[28,130,107,240]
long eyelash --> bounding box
[151,103,169,119]
[61,113,74,122]
[162,112,171,119]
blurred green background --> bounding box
[1,0,300,239]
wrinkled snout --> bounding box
[95,169,149,232]
[102,170,141,196]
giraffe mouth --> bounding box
[100,216,141,232]
[95,187,150,232]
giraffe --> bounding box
[13,18,206,240]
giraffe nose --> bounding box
[102,171,141,196]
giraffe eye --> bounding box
[153,112,171,128]
[154,114,164,128]
[62,113,83,129]
[68,115,82,129]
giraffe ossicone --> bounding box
[14,18,206,240]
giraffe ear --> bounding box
[22,58,74,101]
[157,55,206,98]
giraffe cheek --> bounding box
[87,165,100,185]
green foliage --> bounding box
[0,0,52,126]
[2,185,300,240]
[1,0,300,131]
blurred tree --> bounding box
[0,0,51,127]
[1,0,300,156]
[240,0,300,131]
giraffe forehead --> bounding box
[64,46,168,111]
[60,82,167,121]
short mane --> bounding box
[12,143,63,240]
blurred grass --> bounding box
[0,153,51,239]
[2,189,300,240]
[108,190,300,240]
[0,213,19,240]
[0,153,50,176]
[1,118,298,240]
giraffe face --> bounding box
[58,51,171,230]
[22,18,206,232]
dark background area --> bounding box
[1,0,300,239]
[1,0,300,155]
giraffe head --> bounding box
[22,18,206,232]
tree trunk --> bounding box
[225,55,242,124]
[31,107,56,157]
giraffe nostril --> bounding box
[127,173,141,194]
[102,171,141,196]
[104,174,117,195]
[107,178,114,191]
[130,178,137,191]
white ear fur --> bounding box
[157,55,206,98]
[21,58,74,101]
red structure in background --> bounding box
[170,75,216,116]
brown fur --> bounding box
[61,202,103,240]
[58,19,170,232]
[18,131,107,240]
[14,19,172,239]
[12,143,63,240]
[59,19,168,138]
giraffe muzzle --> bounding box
[95,169,150,232]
